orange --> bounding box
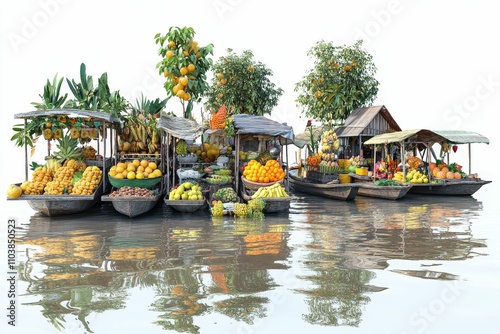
[166,50,174,58]
[127,164,136,172]
[187,64,195,72]
[148,162,157,170]
[180,67,188,75]
[217,73,224,79]
[132,159,141,167]
[127,171,136,180]
[140,160,149,168]
[168,41,176,48]
[179,76,188,86]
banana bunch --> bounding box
[321,129,339,153]
[251,182,289,199]
[119,118,160,155]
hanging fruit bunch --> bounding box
[155,26,214,119]
[118,95,165,158]
[320,128,340,162]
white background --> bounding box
[1,1,500,333]
[2,0,499,190]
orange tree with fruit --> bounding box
[155,26,214,119]
[295,39,379,124]
[204,49,283,118]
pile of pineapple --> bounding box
[22,159,102,195]
[21,132,102,195]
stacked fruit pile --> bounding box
[251,183,289,198]
[109,186,155,197]
[211,187,238,203]
[318,160,343,174]
[20,159,102,195]
[242,159,285,183]
[71,166,103,195]
[430,162,466,179]
[209,105,227,130]
[118,118,160,156]
[168,182,203,200]
[108,160,161,180]
[320,129,340,161]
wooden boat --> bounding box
[357,183,412,200]
[17,184,103,217]
[288,169,359,201]
[101,193,163,218]
[408,179,492,196]
[164,199,207,213]
[349,173,412,200]
[240,190,292,213]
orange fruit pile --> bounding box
[243,159,285,183]
[210,105,227,130]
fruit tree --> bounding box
[205,49,284,116]
[155,26,214,119]
[295,39,379,124]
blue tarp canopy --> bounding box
[233,114,295,144]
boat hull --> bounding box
[408,180,492,196]
[288,170,359,201]
[18,185,103,217]
[101,194,162,218]
[240,191,292,213]
[357,183,413,200]
[164,199,207,213]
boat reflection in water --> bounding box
[287,193,485,327]
[16,193,486,332]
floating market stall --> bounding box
[232,114,295,212]
[363,129,492,196]
[290,126,361,201]
[10,109,119,216]
[157,112,207,212]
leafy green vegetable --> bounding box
[374,179,400,186]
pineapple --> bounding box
[52,133,84,164]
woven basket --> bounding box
[241,176,283,190]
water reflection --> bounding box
[16,194,486,332]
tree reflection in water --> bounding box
[17,204,291,333]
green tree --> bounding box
[205,49,283,116]
[155,26,214,119]
[295,40,379,124]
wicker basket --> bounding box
[241,176,283,190]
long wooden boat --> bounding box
[164,199,207,213]
[239,190,292,213]
[357,183,412,200]
[288,169,359,201]
[349,173,412,200]
[101,193,163,217]
[408,179,492,196]
[14,185,104,217]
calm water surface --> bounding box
[4,184,500,334]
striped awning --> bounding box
[432,130,489,144]
[364,129,448,145]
